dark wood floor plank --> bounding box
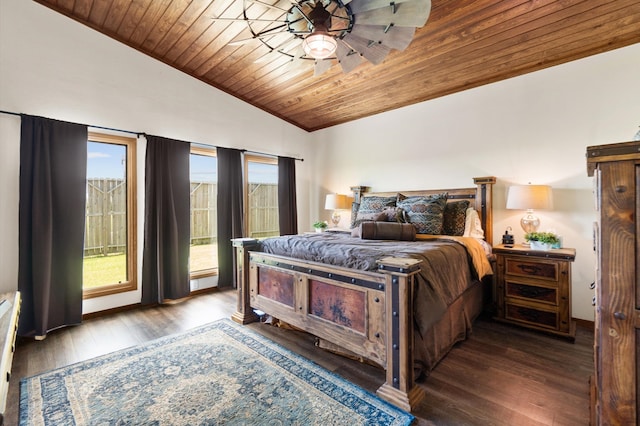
[7,290,593,425]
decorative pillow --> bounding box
[353,196,396,228]
[358,222,416,241]
[442,200,470,236]
[463,207,485,239]
[397,193,448,234]
[381,206,405,223]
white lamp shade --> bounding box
[302,32,337,59]
[506,185,553,210]
[325,193,349,210]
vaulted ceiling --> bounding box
[35,0,640,132]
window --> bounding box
[83,133,137,298]
[245,155,279,239]
[190,147,218,278]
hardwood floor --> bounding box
[7,290,593,425]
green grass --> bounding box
[83,244,219,289]
[83,253,126,289]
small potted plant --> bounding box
[525,231,560,251]
[313,221,328,233]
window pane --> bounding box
[247,159,279,238]
[190,153,218,274]
[84,141,128,289]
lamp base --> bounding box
[331,211,341,227]
[521,210,540,234]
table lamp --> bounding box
[324,194,349,227]
[506,184,553,236]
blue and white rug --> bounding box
[20,319,414,425]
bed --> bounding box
[231,177,496,411]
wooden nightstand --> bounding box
[493,244,576,342]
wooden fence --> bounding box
[84,179,278,256]
[85,178,126,256]
[190,181,217,245]
[247,183,279,239]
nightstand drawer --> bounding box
[506,303,558,330]
[505,258,559,282]
[506,281,557,305]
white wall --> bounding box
[0,0,312,313]
[311,43,640,321]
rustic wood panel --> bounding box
[257,267,295,307]
[34,0,640,131]
[309,279,366,333]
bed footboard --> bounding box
[231,238,424,412]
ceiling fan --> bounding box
[212,0,432,75]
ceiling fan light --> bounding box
[302,32,337,59]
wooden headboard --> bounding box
[350,177,496,246]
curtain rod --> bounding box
[0,109,304,161]
[0,110,143,136]
[242,149,304,162]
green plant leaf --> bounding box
[524,231,560,244]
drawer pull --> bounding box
[5,372,9,382]
[589,282,595,289]
[517,264,542,275]
[520,287,551,298]
[613,312,626,320]
[592,296,596,306]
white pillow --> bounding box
[463,207,484,239]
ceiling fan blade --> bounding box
[353,0,431,27]
[287,4,314,33]
[228,20,291,45]
[342,33,390,65]
[336,39,363,73]
[287,17,309,33]
[349,24,415,51]
[229,28,290,45]
[314,59,334,76]
[289,44,307,60]
[254,36,300,62]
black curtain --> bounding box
[18,115,87,337]
[278,156,298,235]
[141,135,190,304]
[216,147,244,288]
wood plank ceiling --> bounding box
[34,0,640,132]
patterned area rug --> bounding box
[20,319,414,425]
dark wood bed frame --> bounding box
[231,177,495,411]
